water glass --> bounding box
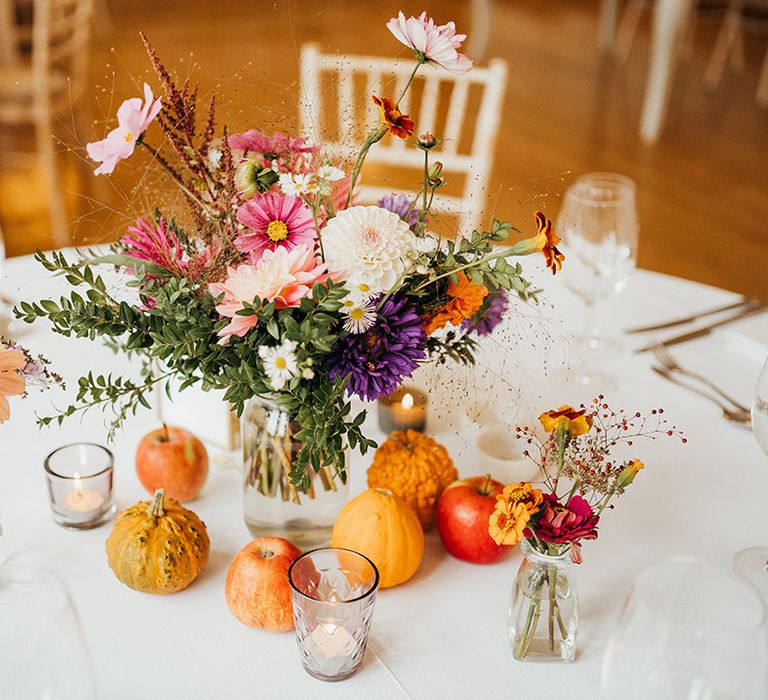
[288,547,379,681]
[44,443,117,529]
[602,557,768,699]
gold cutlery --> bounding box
[625,297,751,334]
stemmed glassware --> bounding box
[556,172,639,387]
[732,354,768,596]
[0,519,98,699]
[602,557,767,699]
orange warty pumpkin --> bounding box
[105,488,210,594]
[367,429,458,528]
[331,488,424,588]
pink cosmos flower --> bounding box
[86,83,162,175]
[387,11,473,75]
[209,244,330,344]
[235,192,317,262]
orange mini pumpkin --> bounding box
[331,488,424,588]
[105,488,210,594]
[367,429,457,528]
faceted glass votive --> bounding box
[288,547,379,681]
[44,443,117,530]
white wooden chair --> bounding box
[299,43,508,236]
[0,0,93,246]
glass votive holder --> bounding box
[377,386,427,433]
[44,443,117,529]
[288,547,379,682]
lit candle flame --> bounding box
[402,392,414,410]
[73,472,83,498]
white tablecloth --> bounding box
[1,252,765,700]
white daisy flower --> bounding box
[258,340,298,391]
[321,205,417,295]
[278,173,317,196]
[317,165,345,182]
[341,299,377,334]
[207,147,222,170]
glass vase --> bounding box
[242,395,349,548]
[507,539,578,662]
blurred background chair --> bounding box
[299,43,508,235]
[0,0,94,246]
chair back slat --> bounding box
[442,80,469,154]
[417,74,440,135]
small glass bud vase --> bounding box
[242,395,349,548]
[507,539,578,663]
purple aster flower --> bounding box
[463,290,508,336]
[329,295,426,401]
[377,194,425,233]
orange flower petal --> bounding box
[0,372,25,397]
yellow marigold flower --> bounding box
[488,483,543,546]
[423,272,488,335]
[503,211,565,275]
[533,210,564,275]
[616,459,645,489]
[372,95,415,139]
[539,405,593,436]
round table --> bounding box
[1,251,765,699]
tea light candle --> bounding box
[310,622,354,658]
[378,387,428,433]
[64,473,105,514]
[44,443,117,529]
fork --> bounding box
[652,343,751,414]
[651,366,752,426]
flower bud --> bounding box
[616,459,644,489]
[417,132,438,149]
[427,161,443,179]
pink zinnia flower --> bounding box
[528,494,599,563]
[235,192,317,262]
[86,83,162,175]
[387,11,473,75]
[209,244,329,344]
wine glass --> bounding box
[602,557,768,699]
[732,354,768,596]
[556,172,638,387]
[0,515,97,698]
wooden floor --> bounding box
[1,0,767,298]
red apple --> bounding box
[225,537,302,632]
[135,425,208,501]
[436,475,512,564]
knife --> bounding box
[635,302,767,353]
[625,297,751,334]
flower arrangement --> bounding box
[490,397,685,660]
[16,12,563,492]
[0,339,62,424]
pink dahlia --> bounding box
[530,494,599,551]
[86,83,162,175]
[209,244,329,344]
[235,193,317,262]
[387,12,473,75]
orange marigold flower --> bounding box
[539,405,593,436]
[0,347,26,423]
[423,271,488,334]
[533,210,564,275]
[488,483,544,546]
[372,95,415,139]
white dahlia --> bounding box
[321,205,416,295]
